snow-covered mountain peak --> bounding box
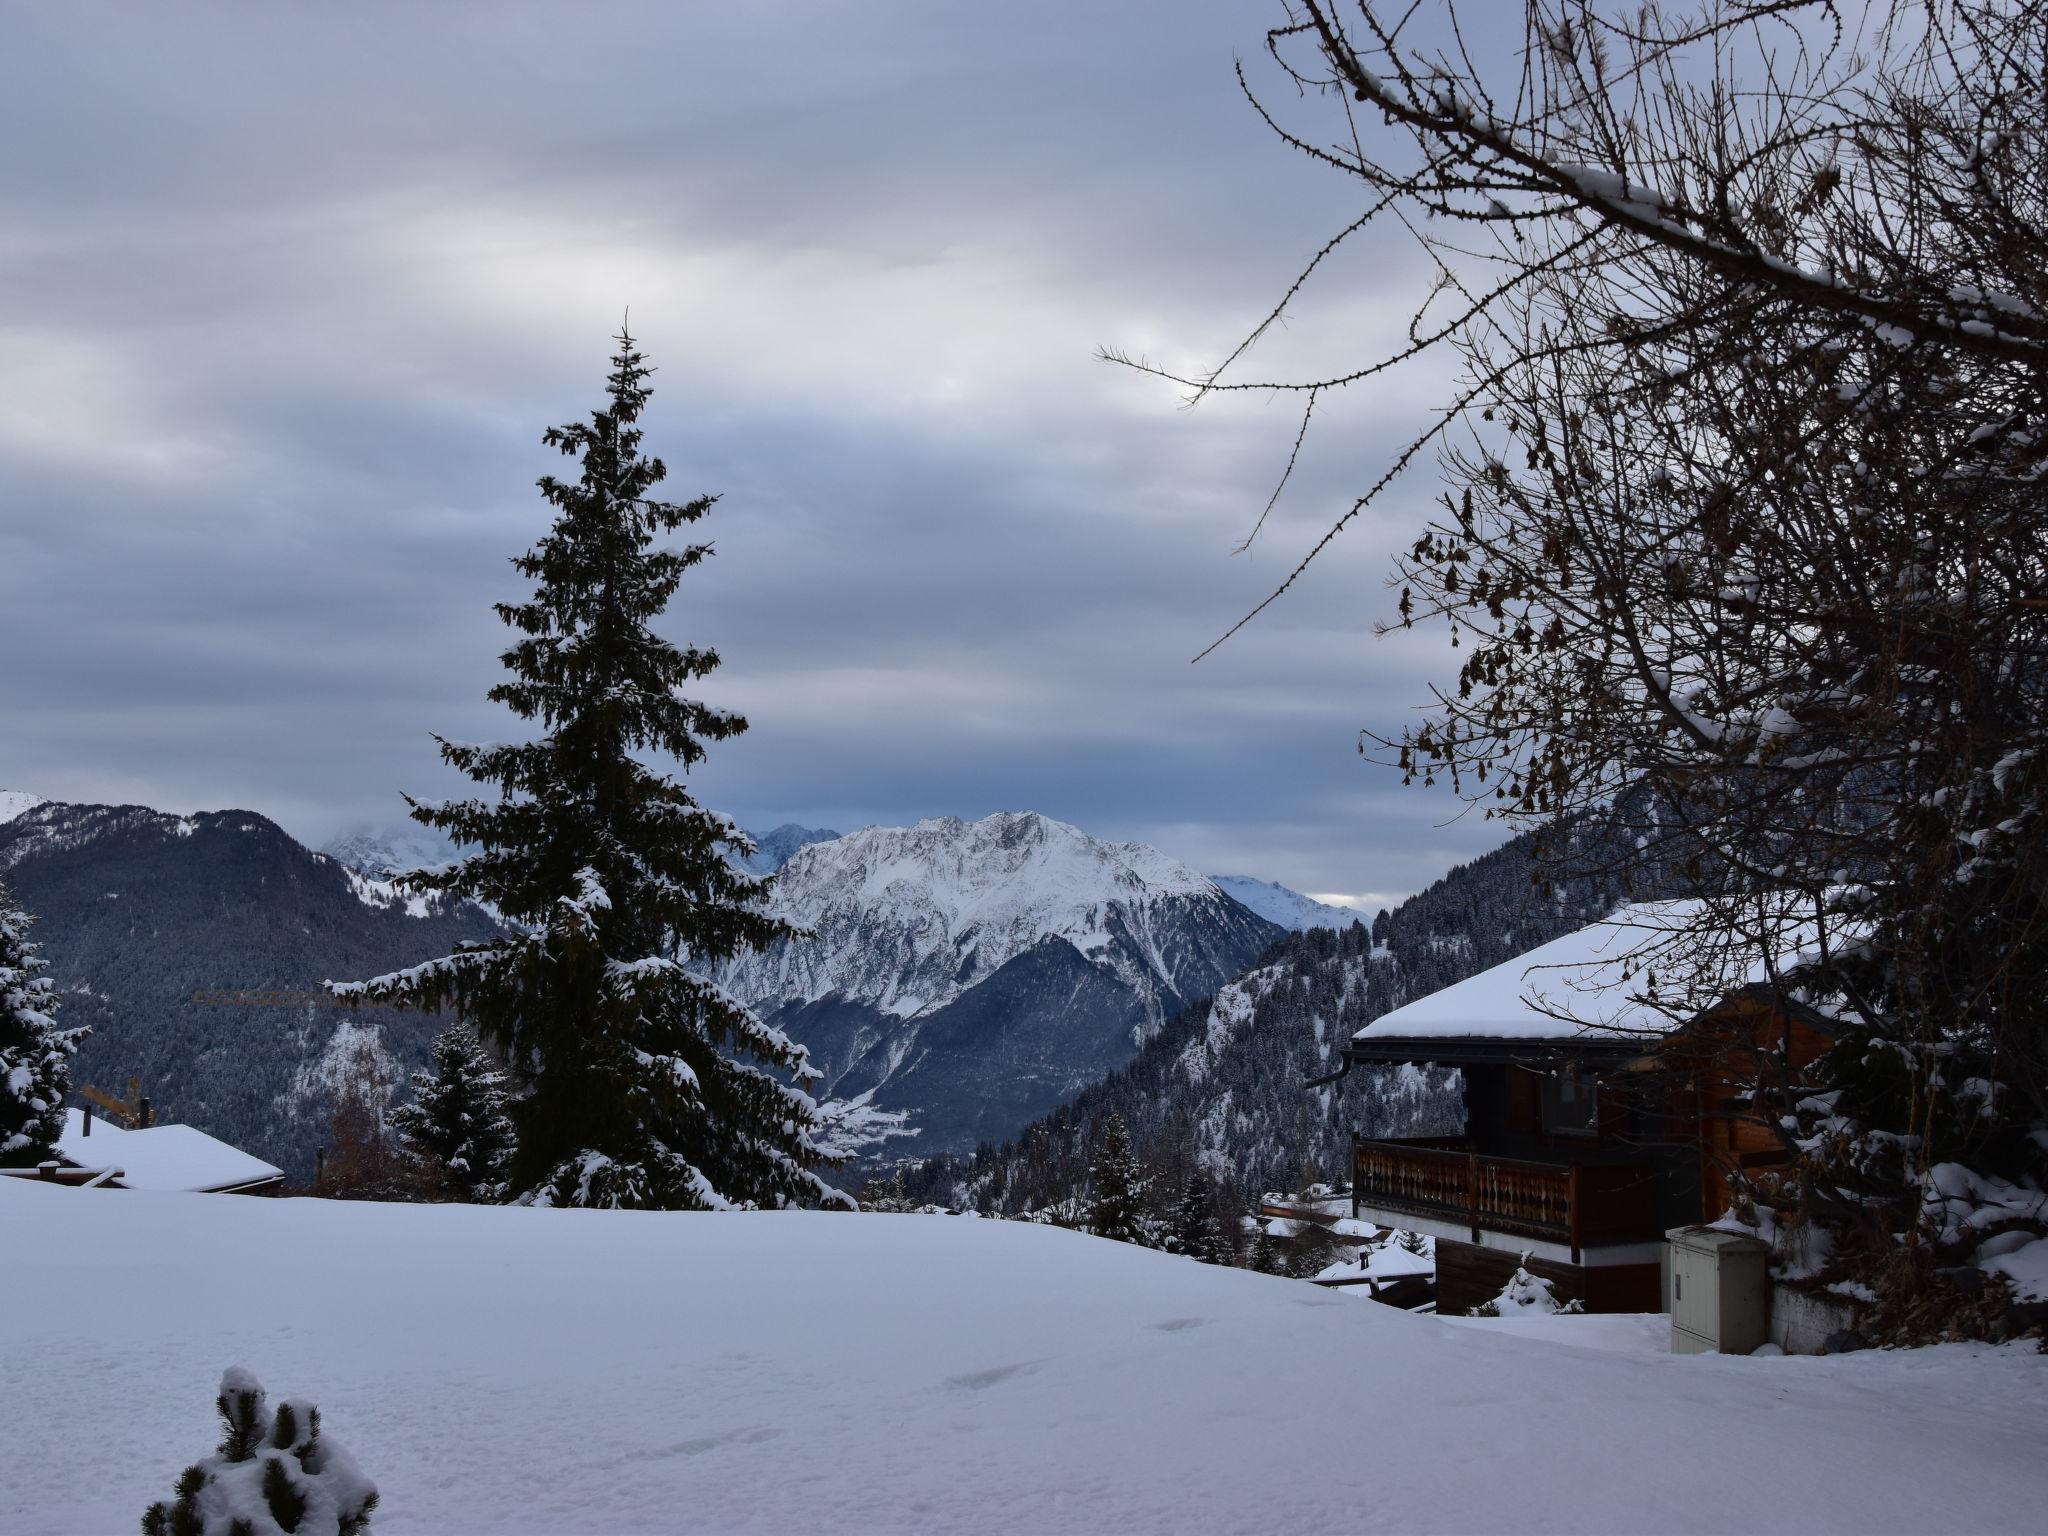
[321,825,460,879]
[1209,875,1366,933]
[796,810,1218,912]
[725,810,1258,1020]
[0,790,48,826]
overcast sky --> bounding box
[0,1,1512,910]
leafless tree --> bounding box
[1118,1,2048,1325]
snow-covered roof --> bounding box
[1361,1245,1437,1282]
[54,1108,283,1192]
[1352,899,1826,1048]
[1312,1245,1433,1285]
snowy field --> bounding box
[3,1180,2044,1535]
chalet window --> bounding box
[1540,1069,1599,1137]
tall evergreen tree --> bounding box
[1084,1112,1147,1245]
[389,1024,516,1202]
[334,329,843,1211]
[0,880,83,1166]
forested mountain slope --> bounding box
[0,799,499,1179]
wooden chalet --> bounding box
[1329,902,1832,1315]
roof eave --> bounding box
[1344,1035,1648,1069]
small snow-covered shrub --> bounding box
[1471,1266,1582,1317]
[141,1368,377,1536]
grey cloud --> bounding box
[0,1,1508,905]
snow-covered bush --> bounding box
[1471,1267,1582,1318]
[141,1368,377,1535]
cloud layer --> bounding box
[0,1,1510,906]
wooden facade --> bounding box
[1351,1136,1657,1261]
[1344,989,1834,1314]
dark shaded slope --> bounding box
[0,801,499,1178]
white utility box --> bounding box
[1667,1226,1770,1355]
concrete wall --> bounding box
[1770,1285,1862,1355]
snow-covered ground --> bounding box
[4,1181,2044,1535]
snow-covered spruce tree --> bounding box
[388,1024,516,1202]
[1171,1172,1226,1263]
[1085,1113,1148,1245]
[332,330,844,1212]
[0,880,83,1166]
[141,1368,377,1536]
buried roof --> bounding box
[53,1108,283,1193]
[1350,898,1838,1053]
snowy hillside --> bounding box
[0,788,45,825]
[724,810,1262,1019]
[4,1181,2042,1535]
[1209,874,1364,932]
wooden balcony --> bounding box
[1352,1137,1658,1259]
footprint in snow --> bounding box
[946,1361,1038,1391]
[660,1425,785,1458]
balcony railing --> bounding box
[1353,1137,1657,1258]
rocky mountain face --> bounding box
[720,812,1285,1153]
[0,798,500,1180]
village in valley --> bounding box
[3,4,2046,1534]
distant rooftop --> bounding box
[54,1108,283,1193]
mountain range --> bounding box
[0,792,1353,1176]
